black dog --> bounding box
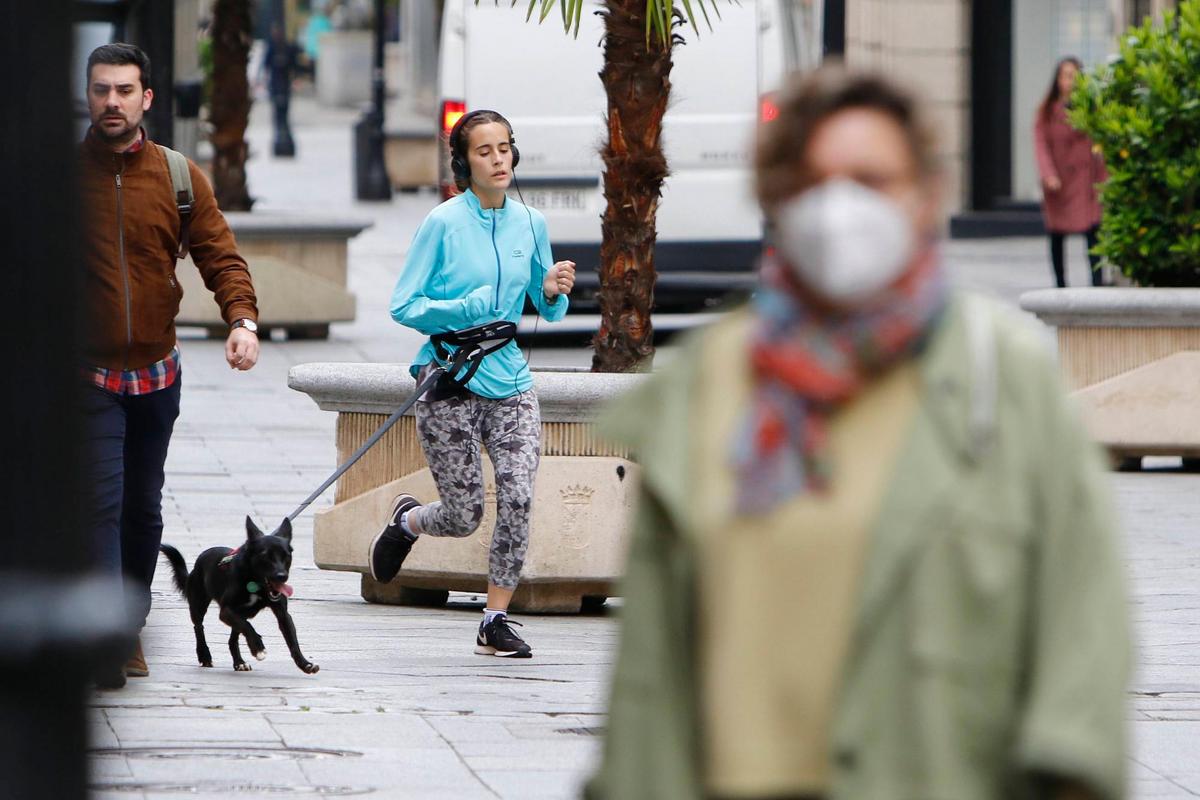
[159,516,318,674]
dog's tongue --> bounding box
[270,581,294,597]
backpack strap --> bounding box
[963,294,998,461]
[158,144,194,260]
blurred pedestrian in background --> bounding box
[1035,56,1109,288]
[262,21,299,156]
[302,0,333,81]
[586,65,1129,800]
[263,23,298,102]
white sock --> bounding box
[399,508,422,537]
[482,608,506,627]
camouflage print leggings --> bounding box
[411,390,541,590]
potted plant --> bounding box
[1069,0,1200,287]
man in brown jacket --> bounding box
[80,43,259,688]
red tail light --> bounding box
[441,99,466,140]
[440,100,467,198]
[760,94,779,123]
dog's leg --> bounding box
[219,607,266,670]
[227,627,251,671]
[269,600,319,674]
[195,624,213,668]
[188,595,213,668]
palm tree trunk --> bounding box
[591,0,674,372]
[210,0,254,211]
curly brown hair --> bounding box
[755,65,939,211]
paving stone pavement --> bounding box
[86,95,1200,798]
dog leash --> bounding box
[283,321,518,524]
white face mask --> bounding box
[773,178,917,304]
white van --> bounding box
[437,0,822,308]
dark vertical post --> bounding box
[129,0,176,147]
[823,0,845,57]
[371,0,388,123]
[970,0,1014,210]
[269,0,297,157]
[355,0,392,200]
[0,1,133,797]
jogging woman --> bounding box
[368,110,575,658]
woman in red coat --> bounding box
[1034,56,1109,287]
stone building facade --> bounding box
[833,0,1177,225]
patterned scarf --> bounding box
[732,248,947,515]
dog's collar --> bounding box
[248,580,286,600]
[218,548,239,569]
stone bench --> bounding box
[177,213,371,340]
[287,363,645,613]
[1020,288,1200,459]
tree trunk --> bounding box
[591,0,675,372]
[210,0,254,211]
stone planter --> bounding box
[1020,287,1200,459]
[177,213,371,339]
[383,127,439,191]
[287,364,646,613]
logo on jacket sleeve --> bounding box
[512,249,524,258]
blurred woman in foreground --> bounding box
[586,66,1129,800]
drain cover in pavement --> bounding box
[88,782,372,795]
[90,746,362,761]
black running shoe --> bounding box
[475,616,532,658]
[368,494,420,583]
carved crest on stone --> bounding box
[559,484,594,550]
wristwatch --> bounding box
[232,318,259,334]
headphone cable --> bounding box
[511,169,542,383]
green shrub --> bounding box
[198,33,213,113]
[1070,1,1200,286]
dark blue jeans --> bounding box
[82,375,181,628]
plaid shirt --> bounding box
[84,347,180,395]
[124,129,146,153]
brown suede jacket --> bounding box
[79,130,258,370]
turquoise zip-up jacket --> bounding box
[390,188,569,398]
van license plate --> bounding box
[520,188,590,213]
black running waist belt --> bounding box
[429,320,518,388]
[283,321,518,523]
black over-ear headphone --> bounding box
[449,109,520,187]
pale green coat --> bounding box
[586,295,1129,800]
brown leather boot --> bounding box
[124,638,149,678]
